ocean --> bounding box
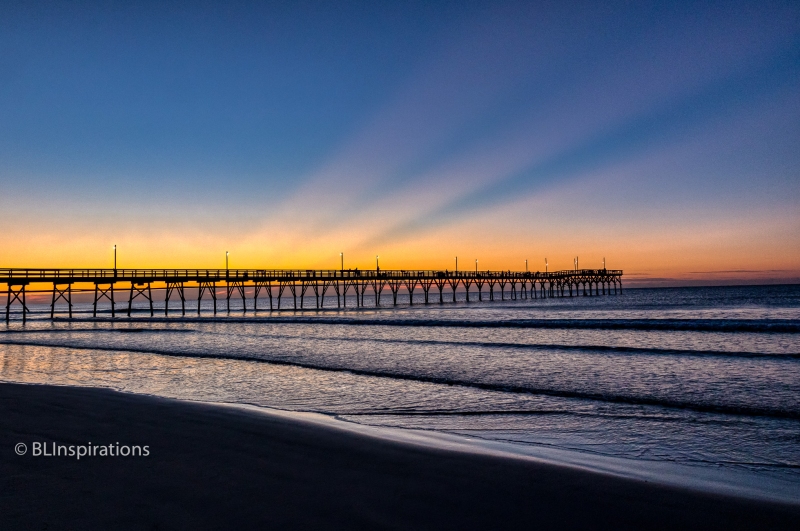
[2,284,799,502]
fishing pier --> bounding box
[2,268,622,320]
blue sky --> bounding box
[1,0,798,281]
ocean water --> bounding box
[1,285,799,500]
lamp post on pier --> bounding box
[376,255,379,271]
[525,259,528,272]
[475,259,478,273]
[455,256,458,273]
[545,258,548,273]
[340,252,343,272]
[113,245,117,273]
[226,251,229,277]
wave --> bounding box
[363,339,800,359]
[41,315,800,333]
[338,409,688,421]
[244,334,800,359]
[0,328,195,334]
[3,328,797,359]
[2,339,798,420]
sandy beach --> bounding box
[0,382,797,530]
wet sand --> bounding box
[1,382,798,530]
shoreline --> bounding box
[215,401,800,506]
[2,382,798,530]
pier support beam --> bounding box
[371,280,387,306]
[421,279,433,304]
[165,282,186,316]
[226,281,246,313]
[312,282,320,308]
[299,282,311,309]
[358,281,368,307]
[319,280,335,309]
[447,278,459,303]
[341,281,354,308]
[463,278,473,302]
[276,282,287,309]
[276,281,297,310]
[434,278,446,304]
[51,282,73,318]
[93,283,115,318]
[388,280,401,305]
[403,280,416,305]
[5,283,29,322]
[253,281,272,311]
[197,281,217,314]
[128,282,153,317]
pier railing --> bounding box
[0,268,622,283]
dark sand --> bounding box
[1,383,798,530]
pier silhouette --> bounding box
[2,268,622,320]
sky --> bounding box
[1,0,799,285]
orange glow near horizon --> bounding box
[2,189,798,288]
